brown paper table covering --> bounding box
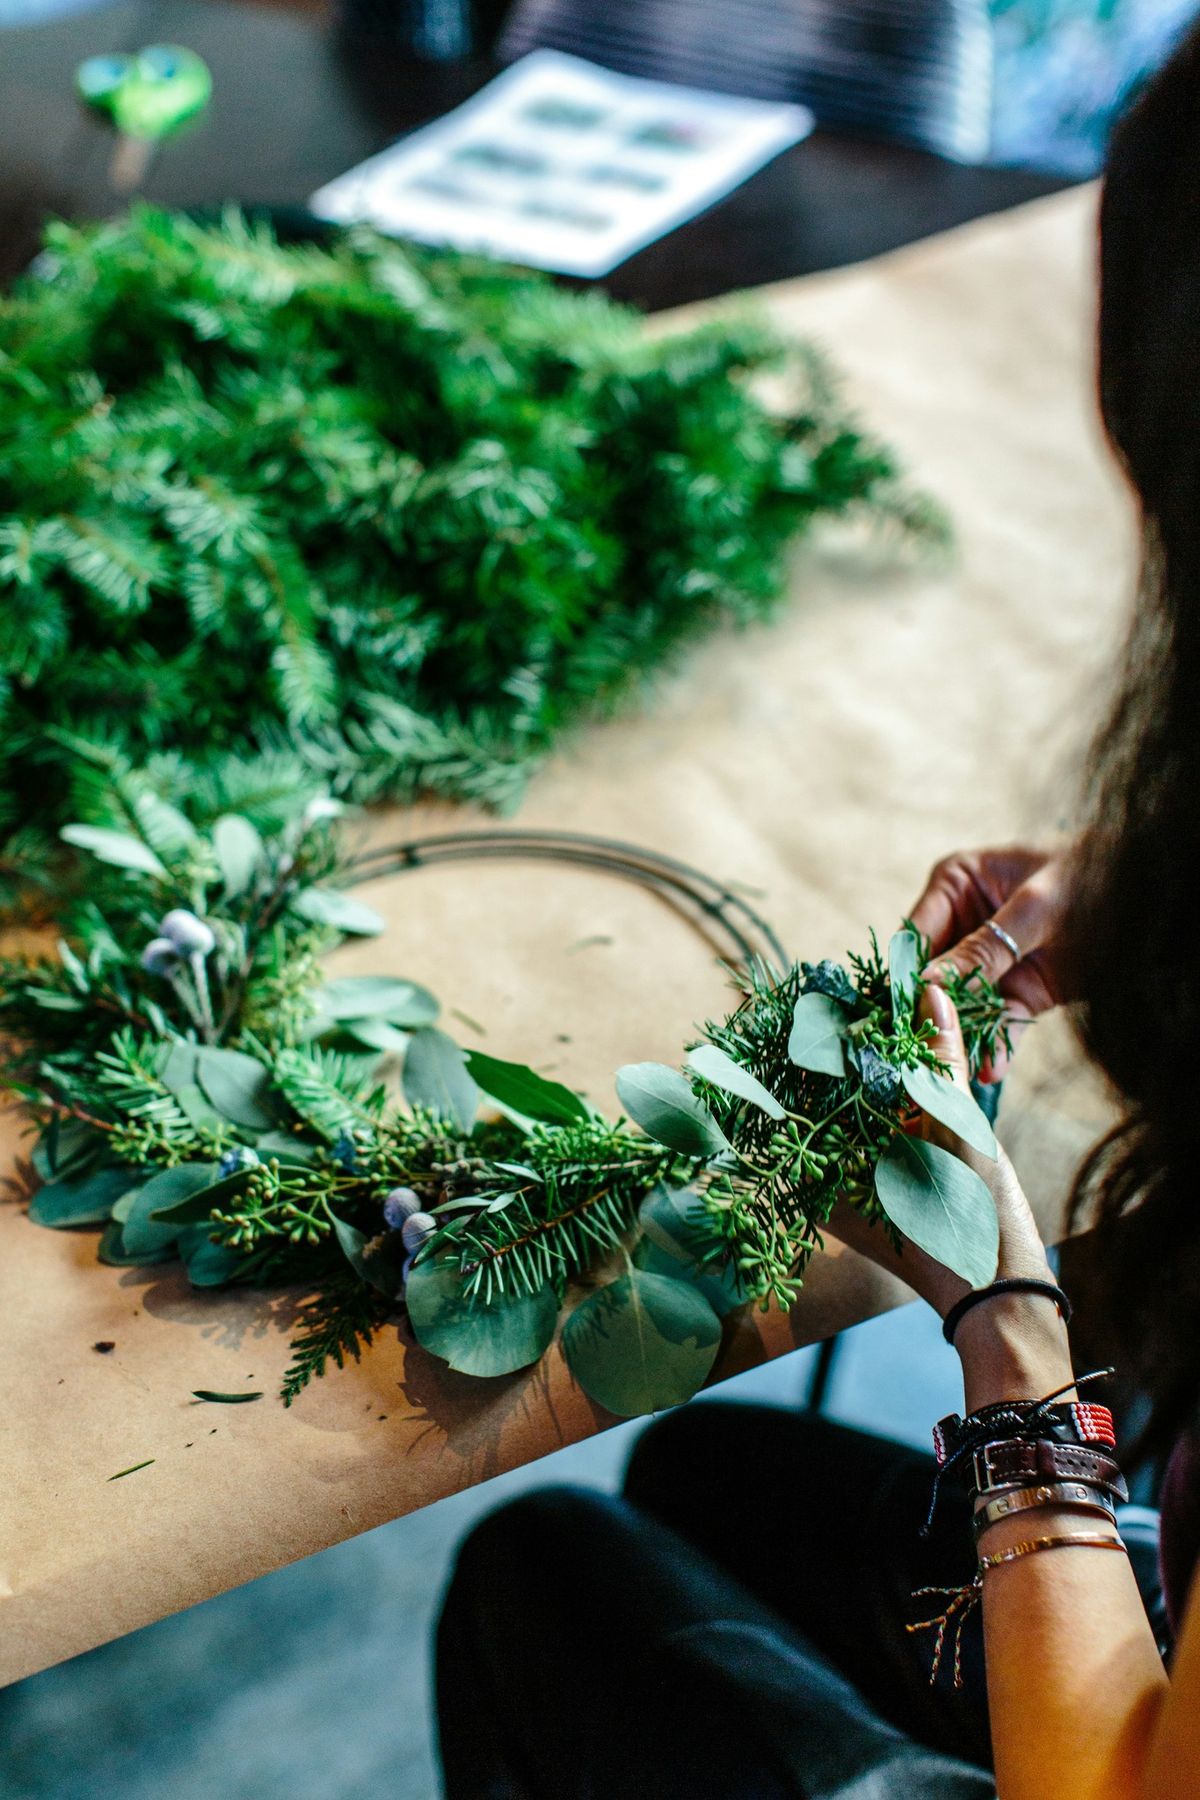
[0,185,1134,1688]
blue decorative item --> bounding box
[989,0,1197,173]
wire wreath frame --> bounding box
[344,827,790,976]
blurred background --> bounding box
[2,0,1196,175]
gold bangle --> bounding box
[979,1531,1127,1574]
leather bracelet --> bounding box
[925,1369,1117,1541]
[969,1436,1128,1504]
[942,1277,1072,1345]
[972,1481,1117,1542]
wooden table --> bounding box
[1,4,1120,1691]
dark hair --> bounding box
[1066,22,1200,1448]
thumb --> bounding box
[919,982,972,1093]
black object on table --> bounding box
[0,0,1073,301]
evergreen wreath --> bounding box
[1,796,1008,1416]
[0,206,946,900]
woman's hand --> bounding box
[827,984,1073,1403]
[909,844,1071,1079]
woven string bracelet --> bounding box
[908,1532,1127,1689]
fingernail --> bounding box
[926,983,956,1032]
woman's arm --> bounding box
[955,1292,1170,1800]
[837,982,1183,1800]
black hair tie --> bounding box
[942,1278,1072,1347]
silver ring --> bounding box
[985,918,1021,961]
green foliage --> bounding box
[873,1136,999,1287]
[561,1265,723,1417]
[280,1274,392,1406]
[406,1256,559,1378]
[403,1028,480,1132]
[2,810,1010,1414]
[623,929,1010,1308]
[0,207,945,885]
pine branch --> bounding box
[1,206,946,894]
[280,1272,392,1405]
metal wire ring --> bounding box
[346,827,789,974]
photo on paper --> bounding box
[310,50,814,278]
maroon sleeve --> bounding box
[1158,1431,1200,1639]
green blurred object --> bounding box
[75,45,211,139]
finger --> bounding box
[908,856,977,954]
[919,982,972,1092]
[922,878,1051,987]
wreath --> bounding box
[1,794,1008,1415]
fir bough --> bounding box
[0,206,946,884]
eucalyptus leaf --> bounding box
[178,1227,247,1288]
[255,1130,318,1167]
[632,1237,746,1320]
[615,1063,730,1158]
[686,1042,785,1120]
[60,823,166,877]
[888,928,921,1021]
[638,1183,715,1263]
[156,1039,198,1097]
[331,1212,406,1298]
[29,1164,133,1228]
[174,1081,226,1134]
[32,1119,101,1183]
[635,1185,747,1319]
[291,886,384,936]
[901,1062,998,1159]
[317,976,439,1026]
[406,1255,558,1377]
[561,1269,722,1416]
[123,1164,219,1256]
[195,1046,276,1131]
[213,814,264,897]
[403,1029,479,1133]
[112,1187,141,1223]
[148,1169,250,1225]
[341,1017,412,1054]
[874,1136,999,1288]
[786,993,848,1078]
[98,1220,175,1267]
[465,1051,588,1126]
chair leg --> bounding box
[806,1333,842,1412]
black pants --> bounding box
[436,1407,998,1798]
[436,1402,1166,1797]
